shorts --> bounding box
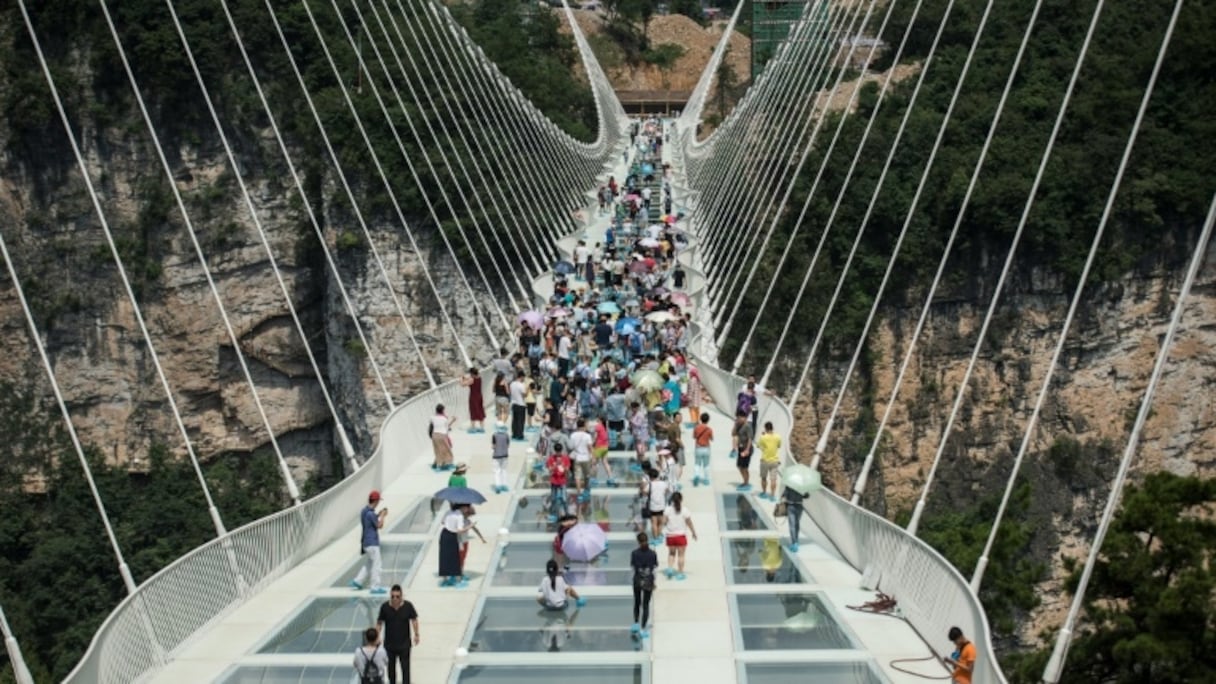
[593,446,609,459]
[736,452,752,470]
[526,403,537,417]
[495,396,509,409]
[666,534,687,547]
[760,460,780,479]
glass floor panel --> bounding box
[720,494,774,531]
[257,597,384,654]
[389,498,443,534]
[329,541,424,588]
[726,538,809,584]
[469,597,649,653]
[455,664,647,683]
[744,661,885,683]
[733,593,856,651]
[218,665,358,683]
[509,492,647,534]
[491,541,633,586]
[520,456,648,490]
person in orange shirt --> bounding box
[943,626,977,684]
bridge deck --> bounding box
[152,138,940,684]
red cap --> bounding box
[369,490,381,503]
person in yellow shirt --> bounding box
[943,626,977,684]
[756,421,782,501]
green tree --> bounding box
[1028,473,1216,683]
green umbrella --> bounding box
[631,370,664,391]
[780,464,822,496]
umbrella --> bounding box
[639,237,661,248]
[780,464,822,496]
[561,523,608,562]
[519,310,544,330]
[546,307,571,319]
[617,323,636,336]
[615,317,641,332]
[669,292,691,307]
[433,486,487,505]
[646,311,677,323]
[649,286,670,297]
[632,370,663,391]
[663,214,677,225]
[597,301,621,315]
[628,260,652,275]
[554,261,576,275]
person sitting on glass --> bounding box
[537,559,587,610]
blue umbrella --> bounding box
[433,486,487,505]
[615,317,641,332]
[554,261,575,275]
[597,301,621,314]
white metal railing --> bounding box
[63,370,470,683]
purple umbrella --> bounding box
[561,523,608,562]
[519,310,544,330]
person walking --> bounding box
[943,627,977,684]
[491,424,511,493]
[353,627,388,684]
[781,484,807,552]
[685,367,702,427]
[351,490,389,594]
[447,463,468,489]
[591,417,615,486]
[629,401,650,470]
[757,422,782,501]
[461,368,486,434]
[629,531,658,639]
[438,503,474,588]
[569,418,594,501]
[546,443,572,521]
[661,492,697,580]
[732,410,754,492]
[493,372,510,425]
[376,584,419,684]
[645,468,668,544]
[429,404,456,471]
[538,559,587,609]
[691,413,713,487]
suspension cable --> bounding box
[972,0,1182,591]
[215,0,433,389]
[164,0,360,471]
[907,0,1110,536]
[786,0,959,413]
[102,0,303,507]
[853,0,1047,506]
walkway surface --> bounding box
[154,129,941,684]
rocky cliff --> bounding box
[0,123,490,489]
[782,235,1215,647]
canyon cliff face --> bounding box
[780,235,1215,647]
[0,127,491,488]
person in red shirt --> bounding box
[546,443,572,522]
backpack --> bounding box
[635,565,656,592]
[359,646,383,684]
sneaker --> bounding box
[456,578,470,588]
[628,462,643,472]
[789,543,800,552]
[630,623,641,634]
[606,478,619,487]
[589,478,602,487]
[349,580,363,590]
[703,477,711,485]
[639,628,650,638]
[664,567,675,578]
[691,476,701,486]
[370,587,387,595]
[439,577,454,587]
[737,484,752,492]
[430,463,438,471]
[547,514,558,523]
[675,572,686,581]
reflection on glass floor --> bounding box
[456,664,647,683]
[509,492,646,534]
[725,538,809,584]
[468,597,648,653]
[389,498,443,534]
[733,593,855,651]
[744,661,885,683]
[329,541,423,587]
[491,541,632,586]
[720,494,774,531]
[218,665,357,683]
[520,456,648,490]
[258,597,383,654]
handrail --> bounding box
[63,370,470,683]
